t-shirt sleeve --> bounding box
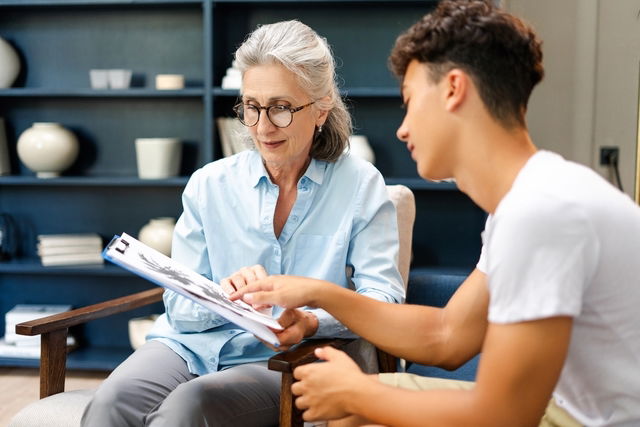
[476,216,492,274]
[486,197,599,324]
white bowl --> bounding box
[155,74,184,90]
[108,69,132,89]
[89,69,109,89]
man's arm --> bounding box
[234,268,489,367]
[293,316,573,426]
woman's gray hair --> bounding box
[234,20,351,162]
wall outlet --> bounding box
[599,146,619,166]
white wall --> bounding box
[503,0,640,198]
[592,0,640,197]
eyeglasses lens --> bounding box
[236,105,292,128]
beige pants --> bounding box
[378,373,581,427]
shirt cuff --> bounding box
[305,308,358,339]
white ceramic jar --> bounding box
[138,217,175,257]
[348,135,376,164]
[17,122,79,178]
[0,37,20,89]
[135,137,182,179]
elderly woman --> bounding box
[81,20,404,427]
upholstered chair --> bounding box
[9,185,415,427]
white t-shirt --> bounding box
[477,151,640,426]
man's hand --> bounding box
[229,275,328,310]
[291,346,372,421]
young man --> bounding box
[230,1,640,425]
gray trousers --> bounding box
[81,340,280,427]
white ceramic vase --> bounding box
[128,314,159,350]
[135,137,182,179]
[348,135,375,164]
[0,37,20,89]
[17,122,79,178]
[138,217,175,256]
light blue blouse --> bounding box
[147,149,405,376]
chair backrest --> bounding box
[343,185,415,373]
[386,184,416,289]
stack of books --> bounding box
[216,117,249,158]
[37,233,104,266]
[1,304,75,359]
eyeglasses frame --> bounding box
[233,101,316,128]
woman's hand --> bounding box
[220,264,268,294]
[291,346,372,421]
[260,308,319,352]
[229,275,327,310]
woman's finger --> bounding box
[219,278,237,295]
[253,264,268,280]
[229,273,248,290]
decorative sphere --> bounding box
[17,123,79,178]
[138,217,176,256]
[0,37,20,89]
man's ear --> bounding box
[443,69,468,113]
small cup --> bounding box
[135,138,182,179]
[89,69,109,89]
[108,69,132,89]
[155,74,185,90]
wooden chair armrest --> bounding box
[268,338,352,427]
[267,338,352,373]
[14,287,164,398]
[15,287,164,336]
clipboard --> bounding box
[103,233,282,347]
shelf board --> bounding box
[213,87,401,98]
[0,345,133,371]
[0,88,204,98]
[384,177,459,191]
[342,87,401,98]
[214,0,430,3]
[409,266,474,277]
[213,88,241,97]
[0,259,133,276]
[0,176,188,187]
[0,0,202,6]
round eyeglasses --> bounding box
[233,102,315,128]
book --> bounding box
[216,117,249,157]
[216,117,233,158]
[5,304,74,346]
[37,233,103,248]
[37,243,103,256]
[103,233,283,347]
[0,337,77,359]
[40,252,104,267]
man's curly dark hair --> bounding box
[389,0,544,128]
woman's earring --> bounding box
[317,125,323,134]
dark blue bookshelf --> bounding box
[0,0,486,371]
